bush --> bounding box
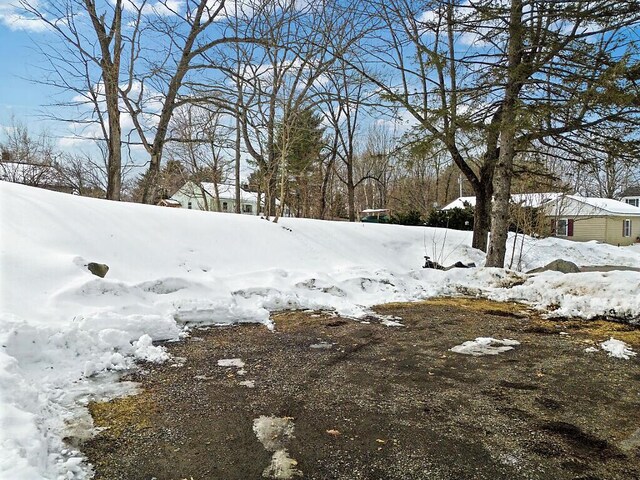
[391,209,424,226]
[426,206,474,231]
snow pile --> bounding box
[600,338,637,360]
[505,233,640,272]
[450,337,521,356]
[1,181,640,479]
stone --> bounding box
[527,259,580,274]
[87,262,109,278]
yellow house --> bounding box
[544,195,640,246]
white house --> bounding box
[620,186,640,207]
[169,181,260,215]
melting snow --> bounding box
[217,358,245,368]
[1,182,640,478]
[450,337,521,356]
[253,416,302,479]
[600,338,637,360]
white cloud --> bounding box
[118,0,183,17]
[0,1,50,32]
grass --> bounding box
[88,391,157,440]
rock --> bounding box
[527,259,580,274]
[87,262,109,278]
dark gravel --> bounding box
[81,298,640,480]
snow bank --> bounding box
[1,181,640,479]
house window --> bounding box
[555,219,574,237]
[623,219,632,237]
[556,219,568,236]
[243,204,253,214]
[187,201,192,209]
[222,202,228,212]
[625,198,639,207]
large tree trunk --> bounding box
[84,0,123,201]
[472,185,492,252]
[104,78,121,200]
[486,152,513,267]
[142,152,162,204]
[486,0,523,268]
[235,113,241,214]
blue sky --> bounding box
[0,22,53,125]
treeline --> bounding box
[6,0,640,266]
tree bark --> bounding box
[235,112,242,213]
[486,0,523,268]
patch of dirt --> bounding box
[81,299,640,480]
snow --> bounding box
[1,181,640,479]
[600,338,637,360]
[563,195,640,216]
[441,192,562,210]
[253,416,301,479]
[217,358,245,368]
[450,337,521,356]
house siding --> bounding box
[170,182,258,214]
[605,216,640,246]
[545,195,640,246]
[571,217,607,243]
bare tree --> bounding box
[166,104,234,210]
[346,0,640,267]
[318,59,371,221]
[20,0,129,199]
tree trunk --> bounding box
[472,186,491,252]
[104,78,121,200]
[347,158,356,221]
[486,0,523,268]
[235,114,241,214]
[142,152,162,204]
[319,155,335,220]
[266,165,278,217]
[486,153,513,267]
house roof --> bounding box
[620,186,640,197]
[441,192,563,210]
[361,208,389,214]
[562,195,640,216]
[441,196,476,210]
[157,198,181,206]
[175,182,261,204]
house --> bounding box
[620,186,640,207]
[169,181,260,215]
[544,195,640,246]
[441,192,563,210]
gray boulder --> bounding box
[527,259,580,274]
[87,262,109,278]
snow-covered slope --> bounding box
[1,181,639,479]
